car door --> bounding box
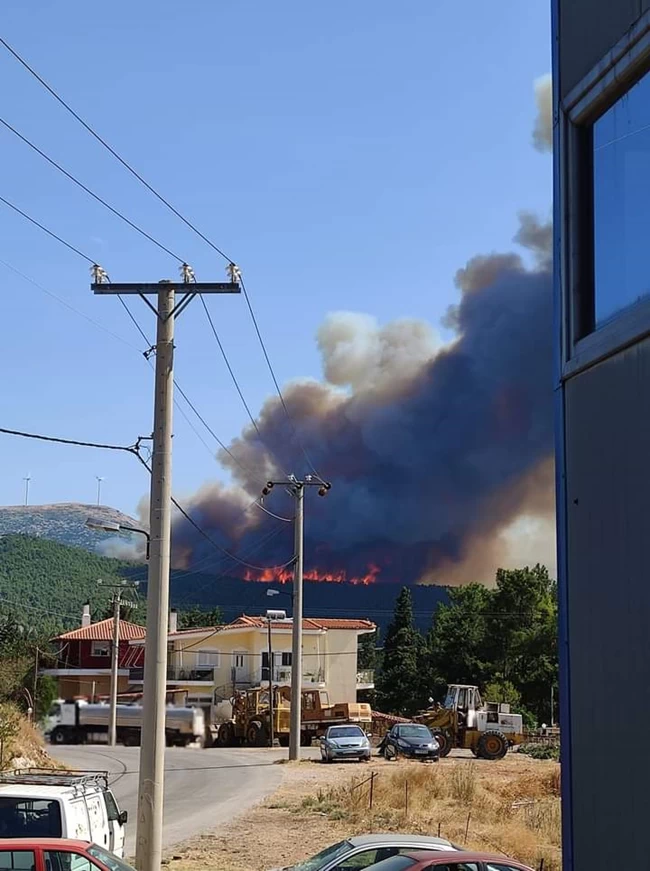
[102,788,126,857]
[85,792,109,851]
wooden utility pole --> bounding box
[92,264,240,871]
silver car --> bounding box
[320,724,371,763]
[275,835,459,871]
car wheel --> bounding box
[385,744,397,761]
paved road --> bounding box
[49,745,310,854]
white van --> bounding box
[0,771,127,857]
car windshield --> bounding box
[399,725,432,739]
[88,845,136,871]
[328,726,364,739]
[288,840,352,871]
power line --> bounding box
[200,295,288,475]
[0,426,143,456]
[0,194,95,263]
[0,258,140,353]
[0,116,184,262]
[239,274,324,481]
[0,38,325,480]
[0,35,232,263]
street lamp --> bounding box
[86,517,151,560]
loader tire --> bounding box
[477,730,508,760]
[246,721,267,747]
[432,730,452,757]
[216,722,234,747]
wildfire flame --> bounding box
[243,563,380,586]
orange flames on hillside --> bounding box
[243,563,380,586]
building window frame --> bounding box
[560,7,650,378]
[91,640,110,658]
[197,650,220,668]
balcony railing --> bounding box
[129,666,214,683]
[356,670,375,686]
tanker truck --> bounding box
[44,699,205,747]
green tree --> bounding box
[178,606,223,629]
[375,588,425,716]
[427,583,493,698]
[357,630,377,670]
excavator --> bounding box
[415,684,524,759]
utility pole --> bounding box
[98,579,138,747]
[92,263,240,871]
[261,475,330,760]
[267,614,274,748]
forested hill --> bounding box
[0,534,137,634]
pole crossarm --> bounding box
[91,281,240,322]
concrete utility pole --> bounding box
[261,475,331,760]
[91,264,240,871]
[109,589,121,746]
[98,579,138,747]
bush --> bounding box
[518,743,560,761]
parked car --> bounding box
[273,835,460,871]
[320,725,371,763]
[380,724,440,761]
[363,850,533,871]
[0,838,136,871]
[0,771,127,858]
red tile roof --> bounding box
[225,615,376,631]
[54,618,146,642]
[164,614,376,639]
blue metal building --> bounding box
[554,1,650,869]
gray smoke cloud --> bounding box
[171,74,555,586]
[532,74,553,152]
[172,216,554,585]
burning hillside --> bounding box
[171,77,555,587]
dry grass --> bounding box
[167,753,561,871]
[309,760,561,871]
[0,706,57,771]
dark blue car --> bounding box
[380,723,440,761]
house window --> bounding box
[593,69,650,327]
[232,652,245,669]
[91,641,110,657]
[197,651,219,668]
[281,652,292,667]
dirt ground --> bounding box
[165,751,561,871]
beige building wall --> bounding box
[322,629,359,703]
[168,624,361,703]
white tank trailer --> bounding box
[45,700,205,747]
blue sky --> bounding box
[0,0,551,516]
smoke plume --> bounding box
[171,74,556,586]
[532,74,553,152]
[172,220,554,585]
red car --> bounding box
[0,838,135,871]
[364,851,534,871]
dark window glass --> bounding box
[44,852,94,871]
[593,71,650,326]
[0,797,62,837]
[0,852,35,871]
